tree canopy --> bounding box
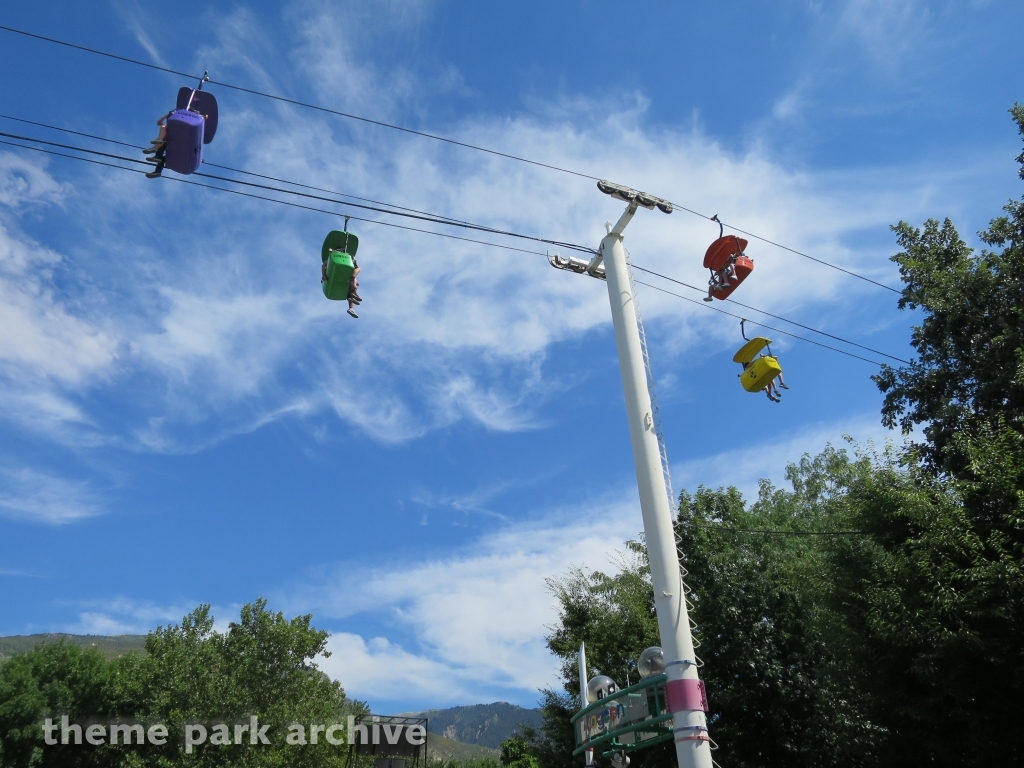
[0,599,366,767]
[532,104,1024,768]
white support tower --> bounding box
[552,181,712,768]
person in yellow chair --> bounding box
[741,358,788,401]
[734,322,789,402]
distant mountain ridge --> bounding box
[406,702,543,750]
[0,635,542,754]
[425,732,500,761]
[0,633,146,662]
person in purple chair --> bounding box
[143,112,171,178]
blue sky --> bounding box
[0,0,1021,713]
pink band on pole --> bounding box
[675,733,710,743]
[666,678,708,713]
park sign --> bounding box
[347,714,428,768]
[571,674,673,758]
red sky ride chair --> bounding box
[703,215,753,302]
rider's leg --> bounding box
[348,266,362,302]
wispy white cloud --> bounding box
[672,414,902,502]
[295,493,643,706]
[293,414,884,707]
[765,0,952,127]
[322,632,483,705]
[0,152,66,207]
[0,466,101,524]
[837,0,931,67]
[0,1,973,459]
[0,566,47,578]
[0,229,118,384]
[408,472,562,526]
[64,597,235,635]
[0,160,117,447]
[111,0,170,69]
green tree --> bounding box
[821,444,1024,767]
[500,733,540,768]
[857,104,1024,767]
[0,600,366,767]
[540,451,882,768]
[543,547,671,768]
[522,692,576,768]
[113,599,365,766]
[534,104,1024,768]
[874,106,1024,484]
[0,641,111,767]
[678,461,882,768]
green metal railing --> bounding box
[570,674,673,756]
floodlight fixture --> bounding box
[638,646,666,677]
[597,180,673,214]
[586,674,619,703]
[548,252,606,280]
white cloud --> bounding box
[294,494,644,706]
[0,247,118,384]
[838,0,931,66]
[0,566,45,578]
[0,467,101,524]
[773,86,807,121]
[293,415,884,707]
[0,152,66,208]
[64,597,234,635]
[0,181,119,444]
[0,1,971,456]
[672,414,902,502]
[111,0,169,69]
[322,632,483,704]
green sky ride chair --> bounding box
[321,229,359,301]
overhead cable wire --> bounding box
[633,279,891,366]
[0,137,553,258]
[0,130,909,368]
[0,24,907,292]
[2,132,913,370]
[0,116,908,321]
[0,128,592,255]
[6,114,898,304]
[720,528,871,536]
[0,23,599,181]
[632,265,910,364]
[660,201,901,294]
[0,112,478,228]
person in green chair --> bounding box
[346,258,362,318]
[321,227,363,318]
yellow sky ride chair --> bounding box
[733,321,787,402]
